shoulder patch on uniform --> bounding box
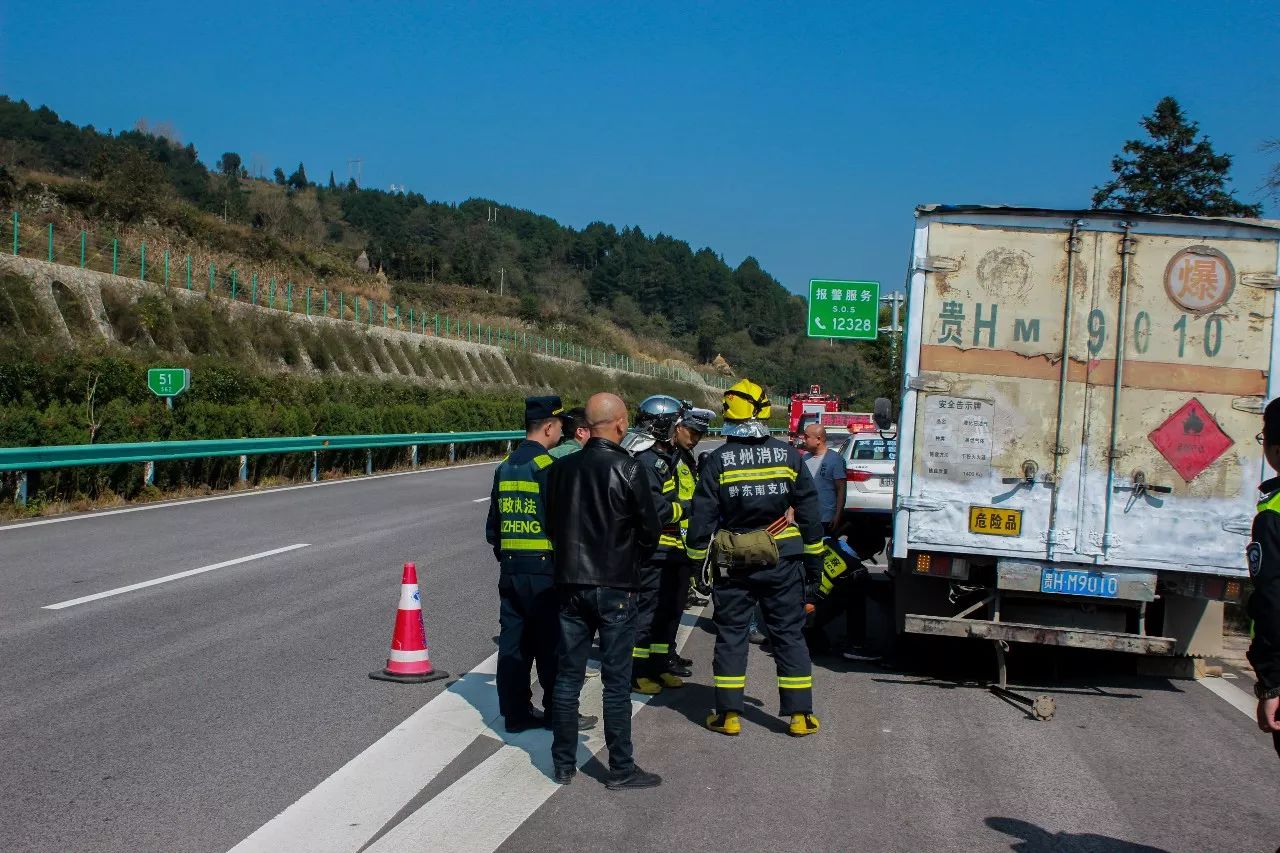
[1248,541,1263,577]
[533,454,554,469]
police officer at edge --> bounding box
[685,379,824,737]
[1249,397,1280,756]
[485,395,596,734]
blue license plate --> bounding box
[1040,568,1120,599]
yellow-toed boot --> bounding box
[788,713,820,737]
[657,672,685,689]
[705,711,741,736]
[631,677,663,695]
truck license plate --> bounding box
[1040,568,1120,599]
[968,505,1022,536]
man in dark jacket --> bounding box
[1249,397,1280,757]
[545,392,664,790]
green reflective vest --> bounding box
[496,451,554,555]
[676,457,695,539]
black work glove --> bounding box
[803,553,823,585]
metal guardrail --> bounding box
[0,427,792,506]
[0,430,524,506]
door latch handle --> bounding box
[1001,460,1040,485]
[1112,469,1172,495]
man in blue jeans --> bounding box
[545,392,665,789]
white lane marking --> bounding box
[233,608,706,853]
[230,652,504,853]
[0,461,500,533]
[367,610,704,853]
[472,497,491,503]
[1198,675,1256,720]
[42,544,310,610]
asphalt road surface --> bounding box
[1,458,1277,853]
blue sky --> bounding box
[2,1,1277,296]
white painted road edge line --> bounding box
[231,608,706,853]
[42,543,310,610]
[1197,675,1257,720]
[366,609,705,853]
[472,497,491,503]
[0,460,500,533]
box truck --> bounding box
[889,205,1280,677]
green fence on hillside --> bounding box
[3,210,731,389]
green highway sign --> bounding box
[148,367,190,399]
[807,279,880,340]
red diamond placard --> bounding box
[1148,398,1233,482]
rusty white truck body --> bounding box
[891,206,1280,661]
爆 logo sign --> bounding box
[1164,246,1234,313]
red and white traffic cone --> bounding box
[369,562,449,683]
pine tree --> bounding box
[287,162,308,190]
[328,170,337,189]
[1092,97,1261,217]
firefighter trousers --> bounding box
[631,563,663,679]
[650,558,693,670]
[711,557,813,715]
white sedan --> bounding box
[840,432,897,515]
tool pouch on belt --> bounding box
[713,529,778,574]
[713,514,789,576]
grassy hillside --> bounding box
[0,261,716,510]
[0,96,894,403]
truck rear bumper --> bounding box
[904,614,1175,655]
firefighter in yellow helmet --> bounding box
[685,379,824,737]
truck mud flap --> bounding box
[904,613,1175,656]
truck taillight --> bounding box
[912,552,970,580]
[847,470,873,482]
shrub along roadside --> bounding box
[0,339,527,505]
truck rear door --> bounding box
[1075,225,1276,574]
[896,210,1278,576]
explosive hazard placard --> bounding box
[1147,398,1232,482]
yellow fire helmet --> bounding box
[722,378,771,422]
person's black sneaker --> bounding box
[526,706,546,722]
[605,766,662,790]
[674,653,693,667]
[666,660,692,677]
[748,629,767,645]
[576,713,598,731]
[554,766,576,785]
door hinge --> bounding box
[900,496,945,512]
[1241,272,1280,290]
[914,255,960,273]
[907,374,952,392]
[1233,396,1266,414]
[1223,516,1253,536]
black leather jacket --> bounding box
[546,437,663,589]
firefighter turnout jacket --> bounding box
[485,439,555,575]
[685,435,825,571]
[634,444,686,560]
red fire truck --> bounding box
[787,385,840,437]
